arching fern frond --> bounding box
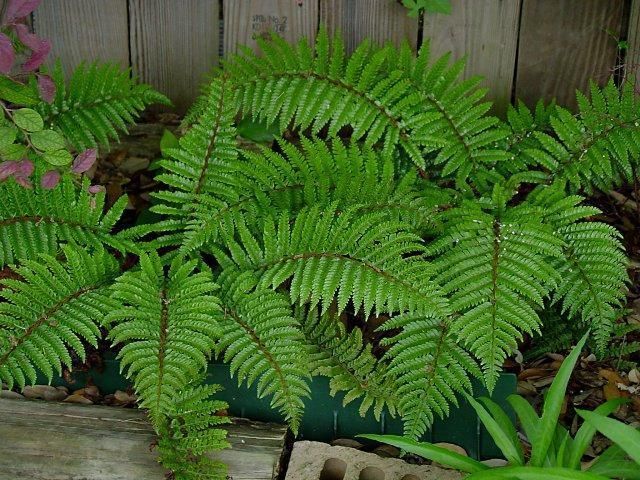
[145,76,237,252]
[380,314,480,439]
[300,307,397,419]
[0,173,133,266]
[0,246,118,389]
[212,205,449,318]
[523,80,640,192]
[224,28,443,169]
[107,253,222,425]
[148,135,440,253]
[427,187,564,389]
[215,269,310,432]
[529,184,628,352]
[39,62,170,151]
[157,384,230,480]
[388,40,511,185]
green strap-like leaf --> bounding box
[465,466,609,480]
[576,409,640,465]
[529,332,589,467]
[357,434,487,473]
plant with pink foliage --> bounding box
[0,0,167,190]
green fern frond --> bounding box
[380,314,480,439]
[212,205,448,318]
[149,135,440,253]
[0,173,133,266]
[529,184,628,352]
[428,187,564,389]
[225,28,510,179]
[524,80,640,192]
[0,246,118,389]
[157,384,230,480]
[39,62,170,151]
[389,40,511,185]
[215,269,310,432]
[300,307,397,419]
[107,253,222,426]
[147,76,237,253]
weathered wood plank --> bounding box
[516,0,625,109]
[33,0,129,76]
[319,0,419,53]
[0,398,287,480]
[422,0,521,115]
[223,0,319,56]
[627,0,640,86]
[129,0,220,114]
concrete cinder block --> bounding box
[285,440,463,480]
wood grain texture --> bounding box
[223,0,318,55]
[422,0,521,115]
[319,0,419,53]
[627,0,640,86]
[33,0,129,76]
[0,398,286,480]
[516,0,625,109]
[129,0,220,114]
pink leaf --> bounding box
[88,184,104,194]
[4,0,41,23]
[0,161,18,181]
[13,174,32,188]
[40,169,60,189]
[72,148,97,173]
[13,23,40,51]
[22,39,49,71]
[0,33,15,73]
[37,73,55,102]
[17,159,33,176]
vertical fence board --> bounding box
[319,0,418,54]
[129,0,219,113]
[516,0,624,109]
[422,0,521,115]
[33,0,129,75]
[223,0,318,55]
[627,0,640,85]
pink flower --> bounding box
[88,184,104,194]
[13,23,40,50]
[22,39,50,71]
[72,149,97,173]
[4,0,41,24]
[13,174,32,188]
[37,74,55,102]
[17,159,34,176]
[0,161,19,181]
[0,33,15,73]
[40,169,60,189]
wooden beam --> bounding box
[319,0,419,54]
[223,0,319,56]
[0,398,287,480]
[129,0,220,114]
[422,0,522,116]
[516,0,625,109]
[627,0,640,86]
[33,0,129,76]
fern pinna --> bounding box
[0,26,634,477]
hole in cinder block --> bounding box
[359,466,385,480]
[400,476,420,480]
[319,458,347,480]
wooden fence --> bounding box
[24,0,640,115]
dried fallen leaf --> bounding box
[63,394,93,404]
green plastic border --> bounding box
[52,359,516,459]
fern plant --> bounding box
[0,17,636,478]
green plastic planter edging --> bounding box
[49,358,516,460]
